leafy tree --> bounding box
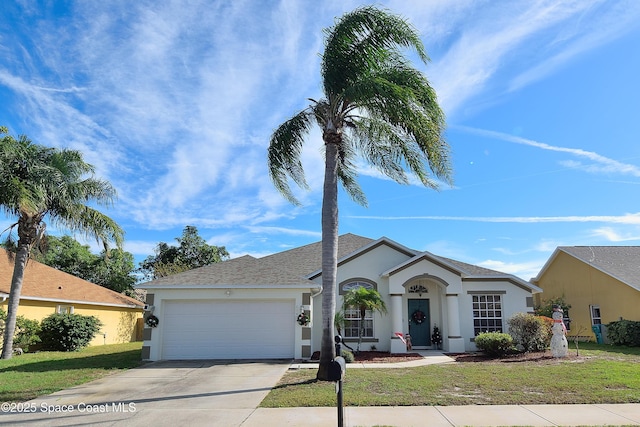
[93,248,137,294]
[342,287,387,353]
[267,7,451,380]
[139,225,229,280]
[33,235,95,279]
[33,235,136,294]
[534,296,571,319]
[0,127,123,359]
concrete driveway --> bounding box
[0,360,290,427]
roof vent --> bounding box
[58,286,63,290]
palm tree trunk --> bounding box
[316,138,339,381]
[358,308,366,353]
[1,243,29,359]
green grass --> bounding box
[261,342,640,407]
[0,342,143,402]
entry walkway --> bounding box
[289,350,455,369]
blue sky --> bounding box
[2,0,640,281]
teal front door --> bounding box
[408,299,431,347]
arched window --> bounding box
[341,280,374,293]
[340,280,377,339]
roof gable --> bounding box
[0,249,143,308]
[381,250,541,292]
[536,246,640,292]
[138,233,537,292]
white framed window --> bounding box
[590,305,601,325]
[343,307,373,338]
[472,294,503,335]
[56,305,74,314]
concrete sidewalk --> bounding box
[243,404,640,426]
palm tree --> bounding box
[0,127,124,359]
[267,6,451,380]
[342,287,388,353]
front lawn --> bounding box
[261,342,640,407]
[0,342,143,402]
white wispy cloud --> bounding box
[590,227,640,242]
[348,213,640,224]
[428,0,612,115]
[509,0,640,91]
[458,126,640,177]
[2,0,638,249]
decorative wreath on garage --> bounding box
[411,310,426,325]
[297,312,310,326]
[145,314,159,328]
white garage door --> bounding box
[161,300,295,360]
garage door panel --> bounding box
[161,300,295,360]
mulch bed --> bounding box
[353,351,425,363]
[448,350,583,364]
[309,350,584,364]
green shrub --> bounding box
[0,309,41,352]
[14,316,41,352]
[40,313,102,351]
[474,332,514,356]
[606,320,640,347]
[341,349,354,363]
[508,313,551,352]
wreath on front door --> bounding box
[411,310,426,325]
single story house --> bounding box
[138,234,541,361]
[532,246,640,341]
[0,249,144,346]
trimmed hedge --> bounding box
[607,320,640,347]
[474,332,514,356]
[40,313,102,351]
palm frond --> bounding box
[334,135,367,206]
[267,109,315,205]
[322,6,428,97]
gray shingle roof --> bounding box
[558,246,640,291]
[435,255,508,277]
[138,233,531,289]
[139,234,374,288]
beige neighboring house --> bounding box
[137,233,541,361]
[532,246,640,342]
[0,248,144,346]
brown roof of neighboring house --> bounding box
[0,249,144,308]
[538,246,640,292]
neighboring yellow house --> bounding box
[0,248,144,346]
[532,246,640,342]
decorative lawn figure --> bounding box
[550,305,568,358]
